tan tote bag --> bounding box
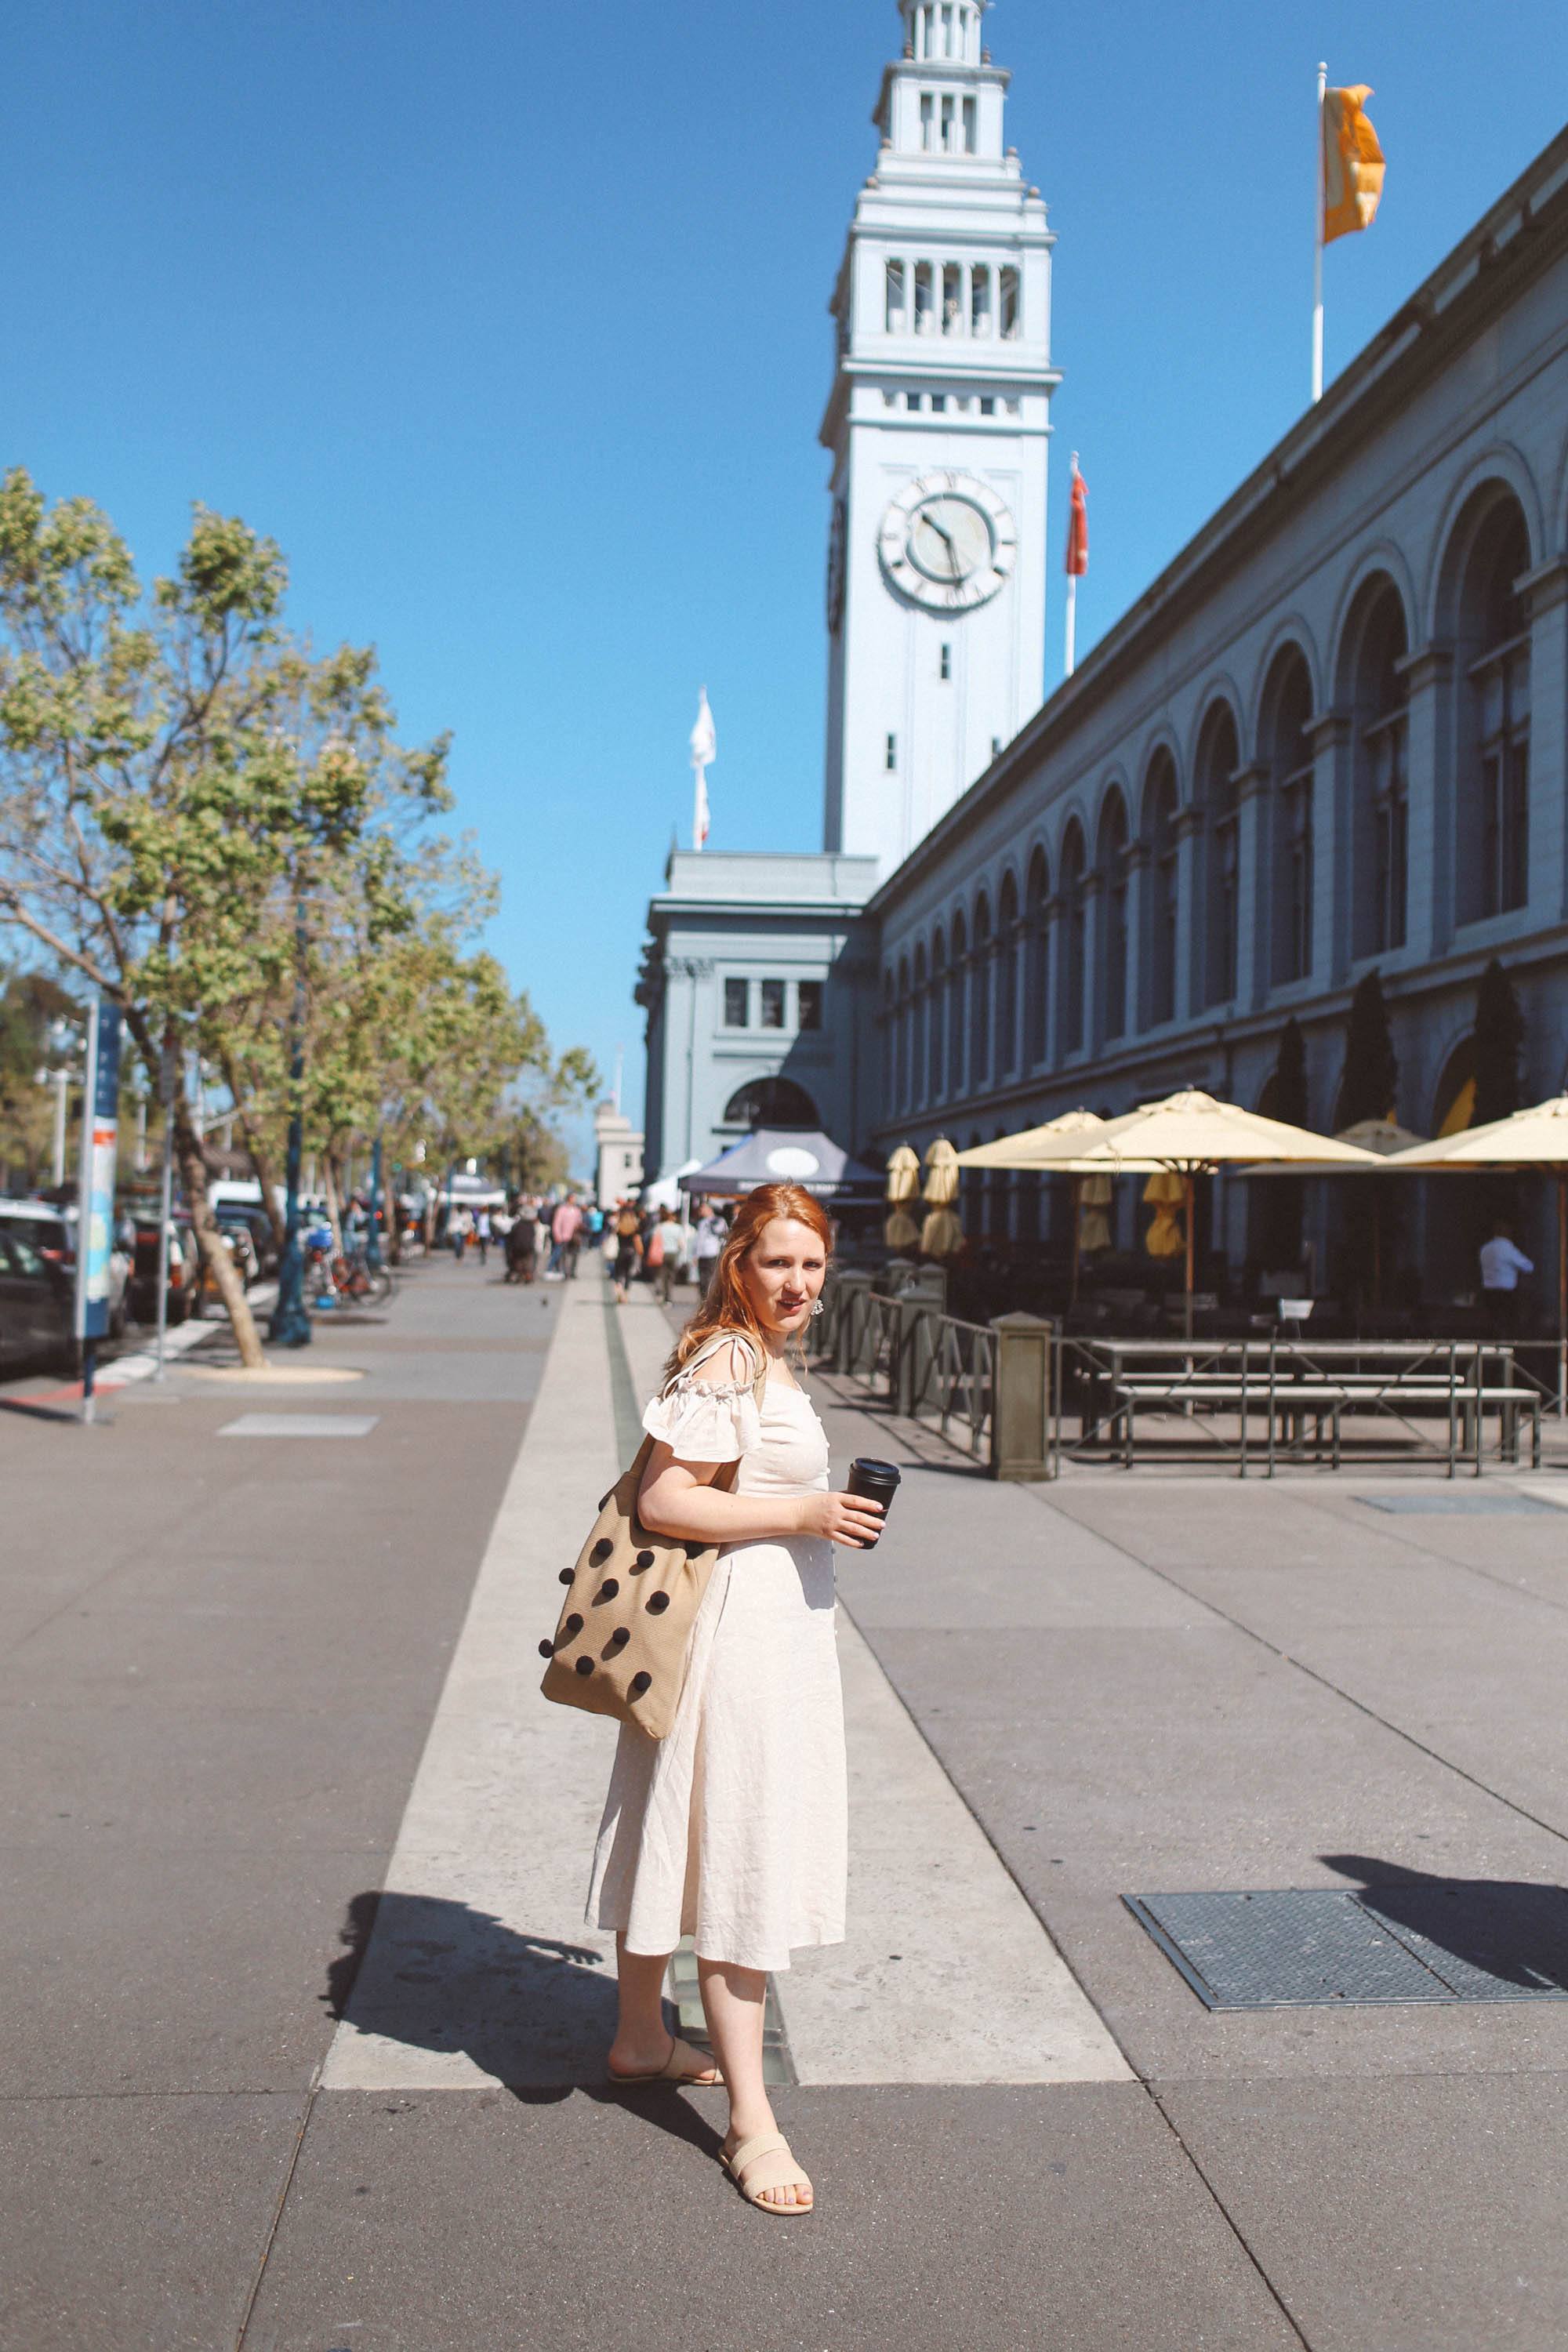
[539,1337,768,1740]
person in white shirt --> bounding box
[1479,1221,1534,1334]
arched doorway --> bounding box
[723,1077,822,1131]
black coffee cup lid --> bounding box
[851,1457,902,1480]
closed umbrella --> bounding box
[922,1136,961,1203]
[1085,1089,1381,1335]
[884,1142,921,1249]
[1383,1094,1568,1413]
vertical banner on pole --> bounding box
[74,997,122,1418]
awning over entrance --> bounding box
[681,1127,883,1201]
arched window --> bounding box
[996,872,1020,1076]
[1058,823,1087,1056]
[912,944,929,1109]
[1196,703,1242,1007]
[970,265,992,336]
[1142,753,1179,1026]
[942,263,962,332]
[970,893,993,1088]
[1096,790,1130,1040]
[929,927,947,1098]
[884,258,907,333]
[1261,648,1315,985]
[1456,497,1531,921]
[724,1077,822,1130]
[1024,847,1050,1066]
[999,267,1020,339]
[1341,577,1410,957]
[948,909,967,1098]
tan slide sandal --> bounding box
[608,2032,723,2087]
[723,2131,814,2215]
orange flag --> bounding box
[1065,462,1088,575]
[1322,85,1385,244]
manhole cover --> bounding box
[1126,1886,1568,2009]
[1356,1494,1555,1515]
[219,1413,379,1439]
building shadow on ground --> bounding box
[321,1890,719,2152]
[1323,1853,1568,1994]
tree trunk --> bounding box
[221,1056,287,1253]
[173,1097,267,1369]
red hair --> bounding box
[666,1183,833,1377]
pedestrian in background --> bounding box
[1480,1219,1534,1335]
[649,1207,680,1305]
[694,1206,724,1299]
[476,1206,492,1267]
[554,1195,584,1279]
[610,1203,642,1305]
[505,1206,535,1285]
[450,1204,474,1261]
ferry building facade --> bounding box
[637,2,1568,1289]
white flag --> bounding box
[694,764,711,851]
[690,688,717,775]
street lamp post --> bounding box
[366,1131,384,1273]
[269,895,312,1348]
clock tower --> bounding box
[821,0,1058,870]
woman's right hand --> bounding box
[797,1490,886,1549]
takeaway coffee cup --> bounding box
[845,1457,902,1547]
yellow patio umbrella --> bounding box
[922,1135,961,1203]
[956,1109,1161,1306]
[884,1142,921,1250]
[1382,1094,1568,1412]
[919,1205,966,1258]
[1085,1089,1382,1335]
[1142,1170,1187,1259]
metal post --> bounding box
[269,898,312,1348]
[366,1131,384,1274]
[50,1065,69,1186]
[153,1033,176,1380]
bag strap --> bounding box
[674,1326,769,1405]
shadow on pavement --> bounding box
[1323,1853,1568,1994]
[321,1890,720,2151]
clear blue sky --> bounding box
[4,2,1563,1171]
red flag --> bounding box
[1065,462,1088,576]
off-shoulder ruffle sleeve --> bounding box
[641,1333,763,1463]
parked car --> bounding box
[0,1199,129,1339]
[215,1201,278,1279]
[0,1219,74,1374]
[126,1216,198,1327]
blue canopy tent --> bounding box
[680,1127,883,1202]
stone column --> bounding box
[1123,837,1150,1037]
[1518,558,1568,922]
[1078,869,1105,1058]
[1398,644,1454,964]
[1231,761,1269,1011]
[1172,804,1205,1025]
[1305,708,1352,986]
[1040,895,1062,1069]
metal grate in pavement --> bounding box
[1126,1886,1568,2009]
[1356,1493,1556,1515]
[219,1413,379,1439]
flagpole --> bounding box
[1312,60,1327,403]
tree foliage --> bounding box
[0,469,595,1354]
[1340,971,1398,1129]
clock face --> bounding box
[879,471,1017,612]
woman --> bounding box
[586,1183,883,2215]
[609,1203,642,1305]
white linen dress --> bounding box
[585,1334,848,1973]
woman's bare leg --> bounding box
[698,1956,811,2209]
[608,1936,676,2073]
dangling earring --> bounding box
[811,1298,826,1317]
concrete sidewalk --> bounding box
[7,1258,1568,2347]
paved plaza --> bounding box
[5,1261,1568,2349]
